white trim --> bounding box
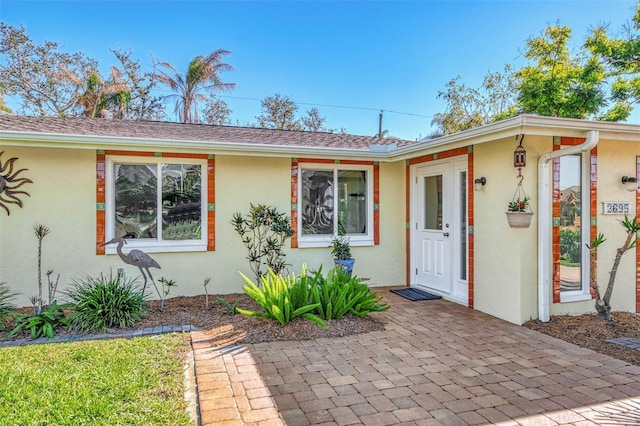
[105,154,208,254]
[4,115,640,161]
[297,163,374,248]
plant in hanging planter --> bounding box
[508,196,531,212]
[506,190,534,228]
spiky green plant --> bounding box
[237,268,327,328]
[65,271,146,332]
[311,268,388,320]
[0,282,18,329]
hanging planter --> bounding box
[506,211,534,228]
[506,141,534,228]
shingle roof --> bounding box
[0,115,415,151]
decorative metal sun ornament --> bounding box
[0,151,33,215]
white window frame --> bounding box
[297,163,374,248]
[560,152,592,303]
[105,155,208,254]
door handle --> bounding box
[443,232,450,237]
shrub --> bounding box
[231,203,294,283]
[311,268,388,319]
[0,282,18,324]
[65,271,146,332]
[8,300,70,339]
[237,268,327,328]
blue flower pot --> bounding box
[334,258,355,275]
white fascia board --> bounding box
[0,130,391,161]
[389,114,640,161]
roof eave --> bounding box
[0,130,391,160]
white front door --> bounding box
[412,158,468,303]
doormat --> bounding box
[390,288,442,301]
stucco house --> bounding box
[1,114,638,325]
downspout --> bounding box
[537,130,599,322]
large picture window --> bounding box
[298,164,373,247]
[105,155,208,253]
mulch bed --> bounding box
[3,294,640,368]
[523,312,640,366]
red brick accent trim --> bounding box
[404,148,474,308]
[96,152,106,255]
[468,151,475,309]
[207,156,215,251]
[97,150,215,254]
[552,138,597,302]
[291,159,299,248]
[636,156,640,313]
[291,158,379,247]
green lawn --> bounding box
[0,333,193,426]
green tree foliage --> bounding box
[586,5,640,121]
[0,23,98,116]
[155,50,235,123]
[255,93,302,130]
[202,94,232,125]
[110,48,165,121]
[255,93,334,132]
[517,25,607,119]
[0,83,11,114]
[431,65,519,136]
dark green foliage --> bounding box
[216,296,244,315]
[560,228,582,264]
[237,265,388,328]
[330,236,352,260]
[311,268,388,320]
[231,203,294,283]
[65,271,146,332]
[0,282,18,322]
[237,268,327,328]
[8,300,70,339]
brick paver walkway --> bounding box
[191,289,640,425]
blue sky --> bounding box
[1,0,638,140]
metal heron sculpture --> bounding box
[101,237,161,297]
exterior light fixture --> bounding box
[514,135,526,168]
[622,176,638,192]
[474,177,486,191]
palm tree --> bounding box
[155,50,235,123]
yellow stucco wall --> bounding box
[472,136,549,324]
[0,147,406,307]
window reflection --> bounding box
[559,155,581,292]
[424,175,443,230]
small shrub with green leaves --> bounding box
[216,296,244,315]
[311,267,388,320]
[0,282,18,326]
[8,300,70,339]
[65,271,146,332]
[237,268,327,328]
[231,203,294,283]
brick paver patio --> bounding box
[191,288,640,425]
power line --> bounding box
[216,95,434,119]
[153,89,434,119]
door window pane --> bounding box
[338,170,367,235]
[424,175,443,230]
[460,171,467,281]
[114,164,158,239]
[559,155,582,292]
[162,164,202,240]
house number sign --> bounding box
[602,201,632,215]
